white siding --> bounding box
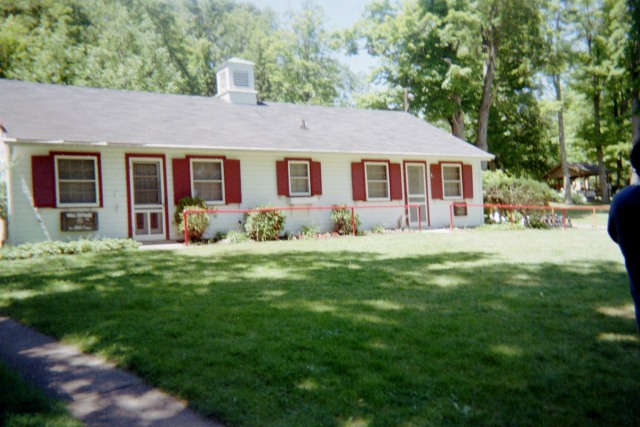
[428,159,485,229]
[7,145,486,245]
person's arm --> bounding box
[608,203,618,243]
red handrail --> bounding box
[448,202,609,231]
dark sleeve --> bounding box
[608,200,618,243]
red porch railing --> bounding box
[183,204,422,246]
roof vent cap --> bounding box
[215,58,258,105]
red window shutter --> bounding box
[462,164,474,199]
[389,163,403,200]
[430,164,443,200]
[276,160,289,196]
[31,155,56,208]
[172,158,191,204]
[224,159,242,204]
[310,161,322,196]
[351,162,366,201]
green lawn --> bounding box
[0,229,638,426]
[554,204,610,229]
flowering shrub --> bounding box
[174,197,210,240]
[330,206,361,235]
[244,205,286,241]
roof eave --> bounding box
[7,138,495,160]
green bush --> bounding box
[370,224,386,234]
[244,205,286,241]
[330,206,361,235]
[483,170,553,206]
[483,171,560,230]
[174,197,210,240]
[0,237,140,261]
[299,225,319,239]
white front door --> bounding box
[406,163,428,226]
[129,158,166,241]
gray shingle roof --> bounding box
[0,79,493,159]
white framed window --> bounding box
[191,159,224,203]
[365,162,390,200]
[55,155,99,207]
[442,164,463,199]
[288,161,311,196]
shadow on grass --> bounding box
[0,248,638,426]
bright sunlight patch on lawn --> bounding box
[0,228,638,426]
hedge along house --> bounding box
[0,58,493,245]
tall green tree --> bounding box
[475,0,544,159]
[358,0,482,139]
[542,0,573,202]
[356,0,546,176]
[264,1,353,105]
[572,0,631,200]
[76,0,189,93]
[0,0,87,83]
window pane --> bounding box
[133,163,160,205]
[135,190,161,204]
[366,164,387,180]
[134,177,159,191]
[149,212,163,235]
[368,181,388,198]
[58,159,95,180]
[59,182,97,203]
[290,178,309,194]
[133,163,158,177]
[443,166,460,181]
[194,182,223,201]
[136,212,148,234]
[407,166,424,194]
[444,182,461,197]
[289,163,309,178]
[193,161,222,180]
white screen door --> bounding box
[129,158,165,241]
[406,164,427,226]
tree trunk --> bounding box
[615,153,623,191]
[449,94,465,139]
[476,30,498,169]
[477,44,496,152]
[553,74,571,204]
[633,95,640,184]
[634,96,640,144]
[593,88,610,202]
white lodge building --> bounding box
[0,58,493,245]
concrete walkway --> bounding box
[0,317,222,427]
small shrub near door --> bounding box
[244,205,286,241]
[174,197,211,240]
[331,206,361,235]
